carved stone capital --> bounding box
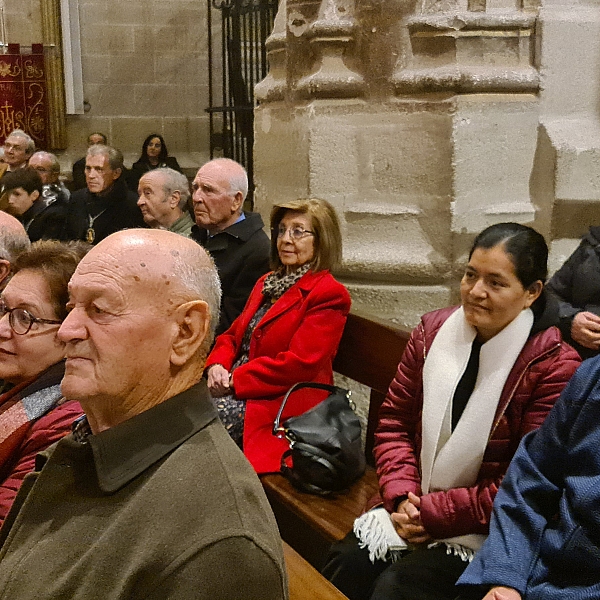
[393,10,539,94]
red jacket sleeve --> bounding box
[374,321,426,511]
[0,400,83,525]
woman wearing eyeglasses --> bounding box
[206,198,351,473]
[0,240,88,524]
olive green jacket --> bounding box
[0,382,288,600]
[168,212,195,238]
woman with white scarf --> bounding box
[323,223,581,600]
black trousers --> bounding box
[322,531,476,600]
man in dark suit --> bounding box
[66,145,145,244]
[71,132,107,191]
[191,158,270,335]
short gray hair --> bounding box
[0,227,31,262]
[7,129,35,155]
[171,244,222,353]
[87,144,123,171]
[31,151,60,174]
[209,158,248,201]
[155,168,190,210]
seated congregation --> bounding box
[0,127,597,600]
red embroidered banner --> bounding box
[0,44,49,149]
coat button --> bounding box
[255,330,262,339]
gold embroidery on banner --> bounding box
[26,83,46,136]
[0,52,48,147]
[0,101,26,138]
[23,59,44,80]
[0,61,21,78]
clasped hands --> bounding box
[391,492,431,545]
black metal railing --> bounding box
[207,0,278,208]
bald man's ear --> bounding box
[231,191,244,214]
[0,260,11,287]
[170,300,211,367]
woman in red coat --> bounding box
[206,198,351,474]
[323,223,581,600]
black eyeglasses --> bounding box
[275,226,315,240]
[0,299,62,335]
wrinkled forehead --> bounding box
[139,171,165,189]
[71,243,181,303]
[196,163,231,189]
[5,135,26,148]
[29,154,50,168]
[86,153,109,167]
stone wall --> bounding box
[254,0,600,327]
[4,0,213,172]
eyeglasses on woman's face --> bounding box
[275,225,315,241]
[0,299,62,335]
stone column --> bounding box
[254,0,594,326]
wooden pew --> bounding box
[262,312,411,568]
[284,541,349,600]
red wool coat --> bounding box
[206,270,351,473]
[373,306,581,540]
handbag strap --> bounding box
[272,382,346,436]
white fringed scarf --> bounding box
[355,307,533,563]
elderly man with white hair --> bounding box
[2,130,34,175]
[0,229,288,600]
[191,158,270,335]
[137,167,194,237]
[66,144,145,244]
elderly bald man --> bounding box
[0,211,29,289]
[191,158,270,335]
[29,151,70,205]
[0,229,288,600]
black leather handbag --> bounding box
[272,382,366,495]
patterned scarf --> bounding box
[0,361,65,473]
[262,264,311,300]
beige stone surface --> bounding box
[254,0,600,329]
[345,283,453,329]
[4,0,211,169]
[452,94,539,234]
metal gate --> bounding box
[207,0,278,208]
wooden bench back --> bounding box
[333,311,411,464]
[262,311,412,567]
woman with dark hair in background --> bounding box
[128,133,182,192]
[205,198,351,474]
[0,240,88,524]
[323,223,580,600]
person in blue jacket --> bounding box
[457,356,600,600]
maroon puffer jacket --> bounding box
[373,306,581,540]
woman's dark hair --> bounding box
[140,133,168,163]
[469,222,548,288]
[2,167,43,196]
